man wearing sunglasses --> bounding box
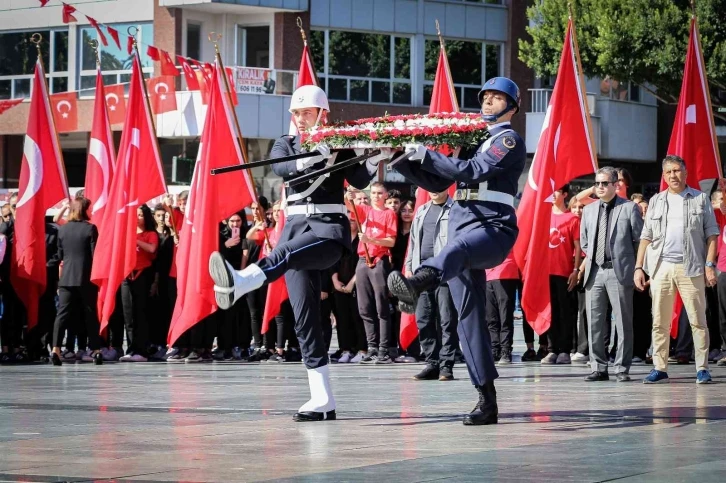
[580,167,643,382]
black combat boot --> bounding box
[462,381,498,426]
[387,267,440,306]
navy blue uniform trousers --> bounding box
[422,224,516,386]
[256,228,343,370]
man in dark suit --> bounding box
[209,85,383,422]
[580,167,643,382]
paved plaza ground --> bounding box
[1,323,725,482]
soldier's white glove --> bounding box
[296,143,332,171]
[365,147,394,166]
[404,143,427,161]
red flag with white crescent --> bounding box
[49,91,78,133]
[91,54,167,332]
[104,83,126,125]
[662,18,722,338]
[513,19,597,335]
[85,69,116,226]
[399,43,458,350]
[168,61,255,346]
[147,76,178,114]
[12,58,69,329]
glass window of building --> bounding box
[310,29,412,105]
[0,29,69,98]
[236,26,270,68]
[423,40,501,110]
[599,77,641,102]
[187,23,201,61]
[78,23,154,97]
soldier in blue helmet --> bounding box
[387,77,526,426]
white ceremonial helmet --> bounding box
[289,85,329,113]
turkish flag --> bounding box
[61,2,76,23]
[289,44,320,135]
[107,26,121,50]
[0,99,23,116]
[91,54,167,332]
[12,58,69,329]
[662,18,722,338]
[85,69,116,226]
[168,62,255,346]
[513,19,597,335]
[147,76,177,114]
[104,83,126,125]
[160,50,180,77]
[262,186,287,333]
[177,56,200,91]
[225,67,238,106]
[146,45,160,61]
[86,16,108,47]
[49,91,78,132]
[398,44,458,350]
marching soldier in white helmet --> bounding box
[209,85,382,422]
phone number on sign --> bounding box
[237,85,266,94]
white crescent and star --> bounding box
[105,92,119,111]
[16,136,43,209]
[154,82,169,100]
[548,227,565,249]
[88,138,111,215]
[56,100,72,119]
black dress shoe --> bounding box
[387,268,440,305]
[462,382,498,426]
[93,352,103,365]
[439,366,454,381]
[584,371,609,382]
[413,364,440,380]
[50,353,62,366]
[616,373,631,382]
[293,410,336,422]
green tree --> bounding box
[519,0,726,117]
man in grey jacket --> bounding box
[404,190,458,381]
[635,155,719,384]
[580,167,643,382]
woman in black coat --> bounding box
[50,198,103,366]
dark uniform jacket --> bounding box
[394,122,525,238]
[57,220,98,287]
[271,135,375,252]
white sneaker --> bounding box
[632,356,643,363]
[395,355,418,363]
[571,352,588,363]
[337,351,352,363]
[120,353,148,362]
[164,347,180,360]
[350,351,366,363]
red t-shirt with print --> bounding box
[353,204,398,260]
[715,210,726,272]
[135,230,158,271]
[549,211,580,277]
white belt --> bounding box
[453,189,515,207]
[285,203,348,217]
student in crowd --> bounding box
[486,251,519,365]
[50,198,103,366]
[569,197,589,363]
[346,183,398,364]
[149,204,174,360]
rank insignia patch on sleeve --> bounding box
[502,136,516,149]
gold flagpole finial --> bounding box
[567,2,574,20]
[127,26,139,50]
[208,32,222,55]
[30,33,43,57]
[90,39,100,67]
[296,17,307,46]
[690,0,696,18]
[435,19,445,48]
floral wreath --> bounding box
[300,112,489,151]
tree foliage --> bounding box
[519,0,726,113]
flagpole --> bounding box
[296,16,321,87]
[31,32,69,197]
[567,4,598,172]
[209,33,272,251]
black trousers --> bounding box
[717,272,726,350]
[191,311,219,350]
[168,277,191,349]
[0,282,22,350]
[149,276,172,347]
[218,297,249,351]
[246,286,267,348]
[356,257,392,355]
[321,294,333,351]
[416,283,458,368]
[548,275,575,354]
[332,291,366,353]
[53,285,103,351]
[31,277,58,354]
[256,230,343,369]
[275,299,299,350]
[120,268,154,355]
[485,279,517,353]
[632,284,653,358]
[705,284,720,351]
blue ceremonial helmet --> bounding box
[478,77,521,122]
